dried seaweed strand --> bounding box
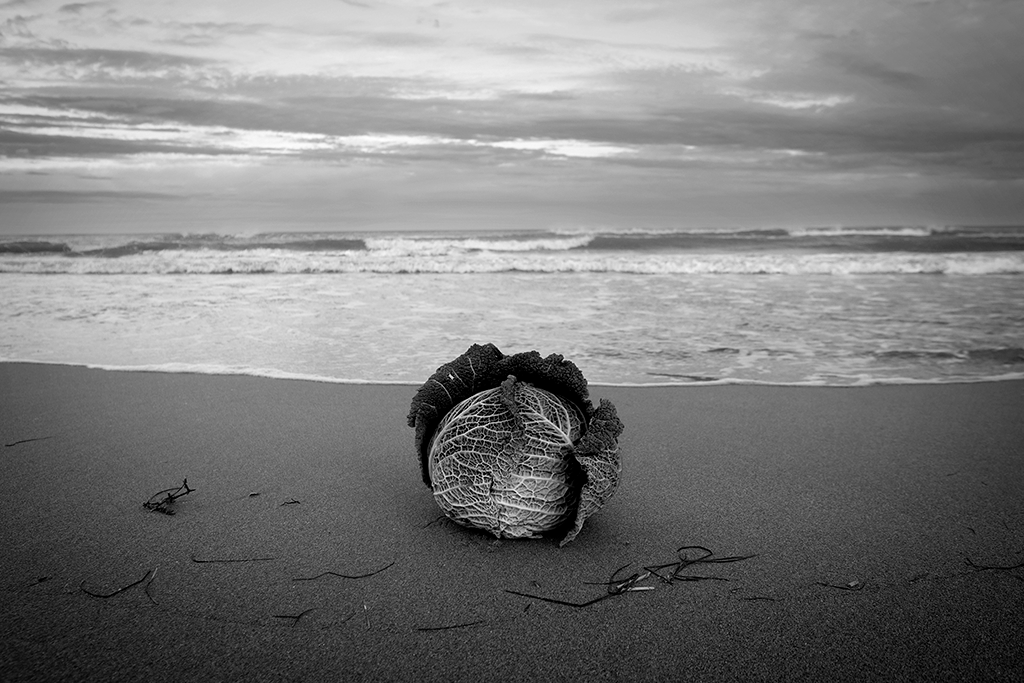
[417,620,485,632]
[506,563,651,608]
[144,568,159,605]
[190,554,276,564]
[273,608,315,625]
[815,581,864,591]
[504,589,615,608]
[4,436,53,448]
[506,545,756,609]
[965,557,1024,572]
[638,547,756,584]
[143,479,194,515]
[81,569,154,599]
[670,547,756,582]
[292,561,395,582]
[677,545,757,565]
[583,566,656,592]
[421,514,447,529]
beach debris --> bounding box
[506,563,657,608]
[273,608,315,626]
[729,588,779,602]
[417,620,485,632]
[280,498,301,506]
[506,545,756,608]
[964,556,1024,572]
[190,553,276,563]
[815,579,866,591]
[421,514,447,529]
[4,436,53,448]
[143,478,194,515]
[144,568,159,605]
[80,568,157,601]
[408,343,624,546]
[292,561,395,582]
[248,491,261,497]
[643,545,756,583]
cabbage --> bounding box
[408,343,624,545]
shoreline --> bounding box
[4,358,1024,389]
[2,363,1022,681]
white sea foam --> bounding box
[3,250,1023,275]
[5,357,1023,388]
[4,228,1023,388]
[786,226,939,237]
[363,234,593,256]
[0,358,420,385]
[592,371,1024,388]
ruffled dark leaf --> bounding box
[409,343,594,486]
[560,399,624,546]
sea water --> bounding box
[2,226,1023,386]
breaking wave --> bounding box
[2,226,1022,274]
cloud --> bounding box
[58,2,104,14]
[0,45,226,87]
[2,0,1023,231]
[488,138,632,159]
[0,188,177,201]
[154,20,274,48]
[820,51,927,90]
[0,96,639,164]
[2,45,215,69]
[0,13,40,42]
[722,87,854,110]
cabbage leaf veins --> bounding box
[408,343,624,545]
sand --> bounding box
[1,362,1022,681]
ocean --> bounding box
[2,225,1023,387]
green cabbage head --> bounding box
[408,344,624,545]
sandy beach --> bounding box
[1,362,1022,681]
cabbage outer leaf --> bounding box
[559,397,622,546]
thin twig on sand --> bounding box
[143,568,159,605]
[4,436,53,448]
[190,554,276,564]
[965,556,1024,572]
[292,561,395,582]
[815,580,865,591]
[417,620,485,632]
[81,569,156,599]
[273,608,315,626]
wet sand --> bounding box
[2,363,1022,681]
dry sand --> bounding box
[1,362,1022,681]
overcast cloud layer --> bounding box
[2,0,1023,233]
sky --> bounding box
[1,0,1023,234]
